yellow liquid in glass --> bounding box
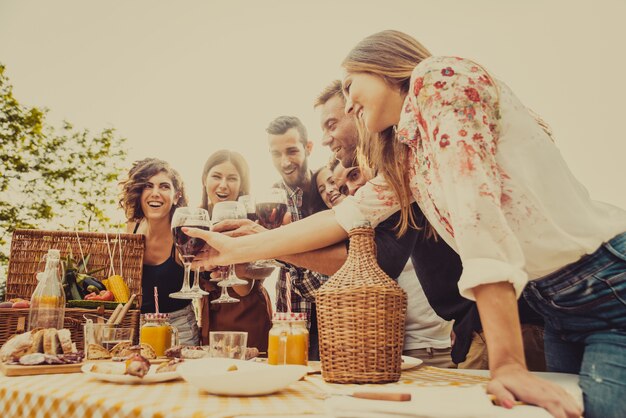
[140,325,172,357]
[267,333,308,365]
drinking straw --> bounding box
[104,231,116,276]
[117,231,123,278]
[285,271,292,313]
[75,229,87,270]
[154,286,160,314]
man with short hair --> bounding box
[265,115,327,360]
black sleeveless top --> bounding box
[135,223,191,314]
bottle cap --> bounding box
[273,312,306,321]
[46,249,61,260]
[143,312,169,321]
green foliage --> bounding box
[0,64,128,296]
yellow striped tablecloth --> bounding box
[0,366,488,418]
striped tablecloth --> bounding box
[0,366,488,418]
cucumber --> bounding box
[67,299,136,310]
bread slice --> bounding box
[30,329,45,354]
[57,329,73,354]
[111,342,156,360]
[0,331,33,362]
[87,343,112,360]
[43,329,59,355]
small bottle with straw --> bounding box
[266,272,309,365]
[139,286,179,357]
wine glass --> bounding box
[238,195,276,273]
[248,188,289,269]
[211,201,248,304]
[170,207,211,299]
[238,195,258,222]
[255,188,289,230]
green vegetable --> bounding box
[76,274,106,293]
[63,269,84,300]
[67,299,134,310]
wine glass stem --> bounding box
[182,262,192,291]
[192,267,201,290]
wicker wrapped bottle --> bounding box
[316,222,407,383]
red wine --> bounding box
[172,225,210,258]
[247,213,259,222]
[256,202,288,230]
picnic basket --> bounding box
[1,229,145,349]
[316,224,407,383]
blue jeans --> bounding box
[523,232,626,418]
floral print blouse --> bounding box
[334,56,626,300]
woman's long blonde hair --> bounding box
[342,30,432,237]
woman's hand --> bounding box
[211,219,267,237]
[184,227,239,266]
[488,363,582,418]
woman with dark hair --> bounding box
[198,150,272,352]
[119,158,199,346]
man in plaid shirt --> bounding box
[266,116,328,361]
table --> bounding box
[0,364,581,418]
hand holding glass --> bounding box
[170,207,211,299]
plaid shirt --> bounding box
[273,179,329,328]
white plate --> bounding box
[178,358,307,396]
[81,362,181,384]
[401,355,423,370]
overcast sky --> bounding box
[1,0,625,218]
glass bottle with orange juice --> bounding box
[28,249,66,330]
[139,313,178,357]
[267,312,309,365]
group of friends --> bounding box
[118,30,625,418]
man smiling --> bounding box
[265,116,327,360]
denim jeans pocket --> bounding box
[527,237,626,332]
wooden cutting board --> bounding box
[0,361,83,376]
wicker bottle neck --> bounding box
[347,227,376,261]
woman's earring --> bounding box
[392,125,398,135]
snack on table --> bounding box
[111,342,156,360]
[125,353,150,378]
[57,329,73,354]
[91,362,125,375]
[87,343,112,360]
[164,345,210,359]
[181,346,210,359]
[245,347,259,360]
[43,329,62,355]
[155,358,184,373]
[0,331,35,362]
[164,345,183,358]
[227,364,238,372]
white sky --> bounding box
[1,0,625,215]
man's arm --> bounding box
[277,242,347,276]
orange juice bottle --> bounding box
[140,313,178,357]
[28,249,65,330]
[267,312,309,365]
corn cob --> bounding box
[103,275,130,303]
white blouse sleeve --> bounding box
[332,174,402,232]
[412,57,528,300]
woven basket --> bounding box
[316,226,407,384]
[1,229,145,349]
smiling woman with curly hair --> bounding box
[119,158,199,346]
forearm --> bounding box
[473,282,526,371]
[278,242,347,276]
[237,210,348,262]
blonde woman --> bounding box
[186,31,626,418]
